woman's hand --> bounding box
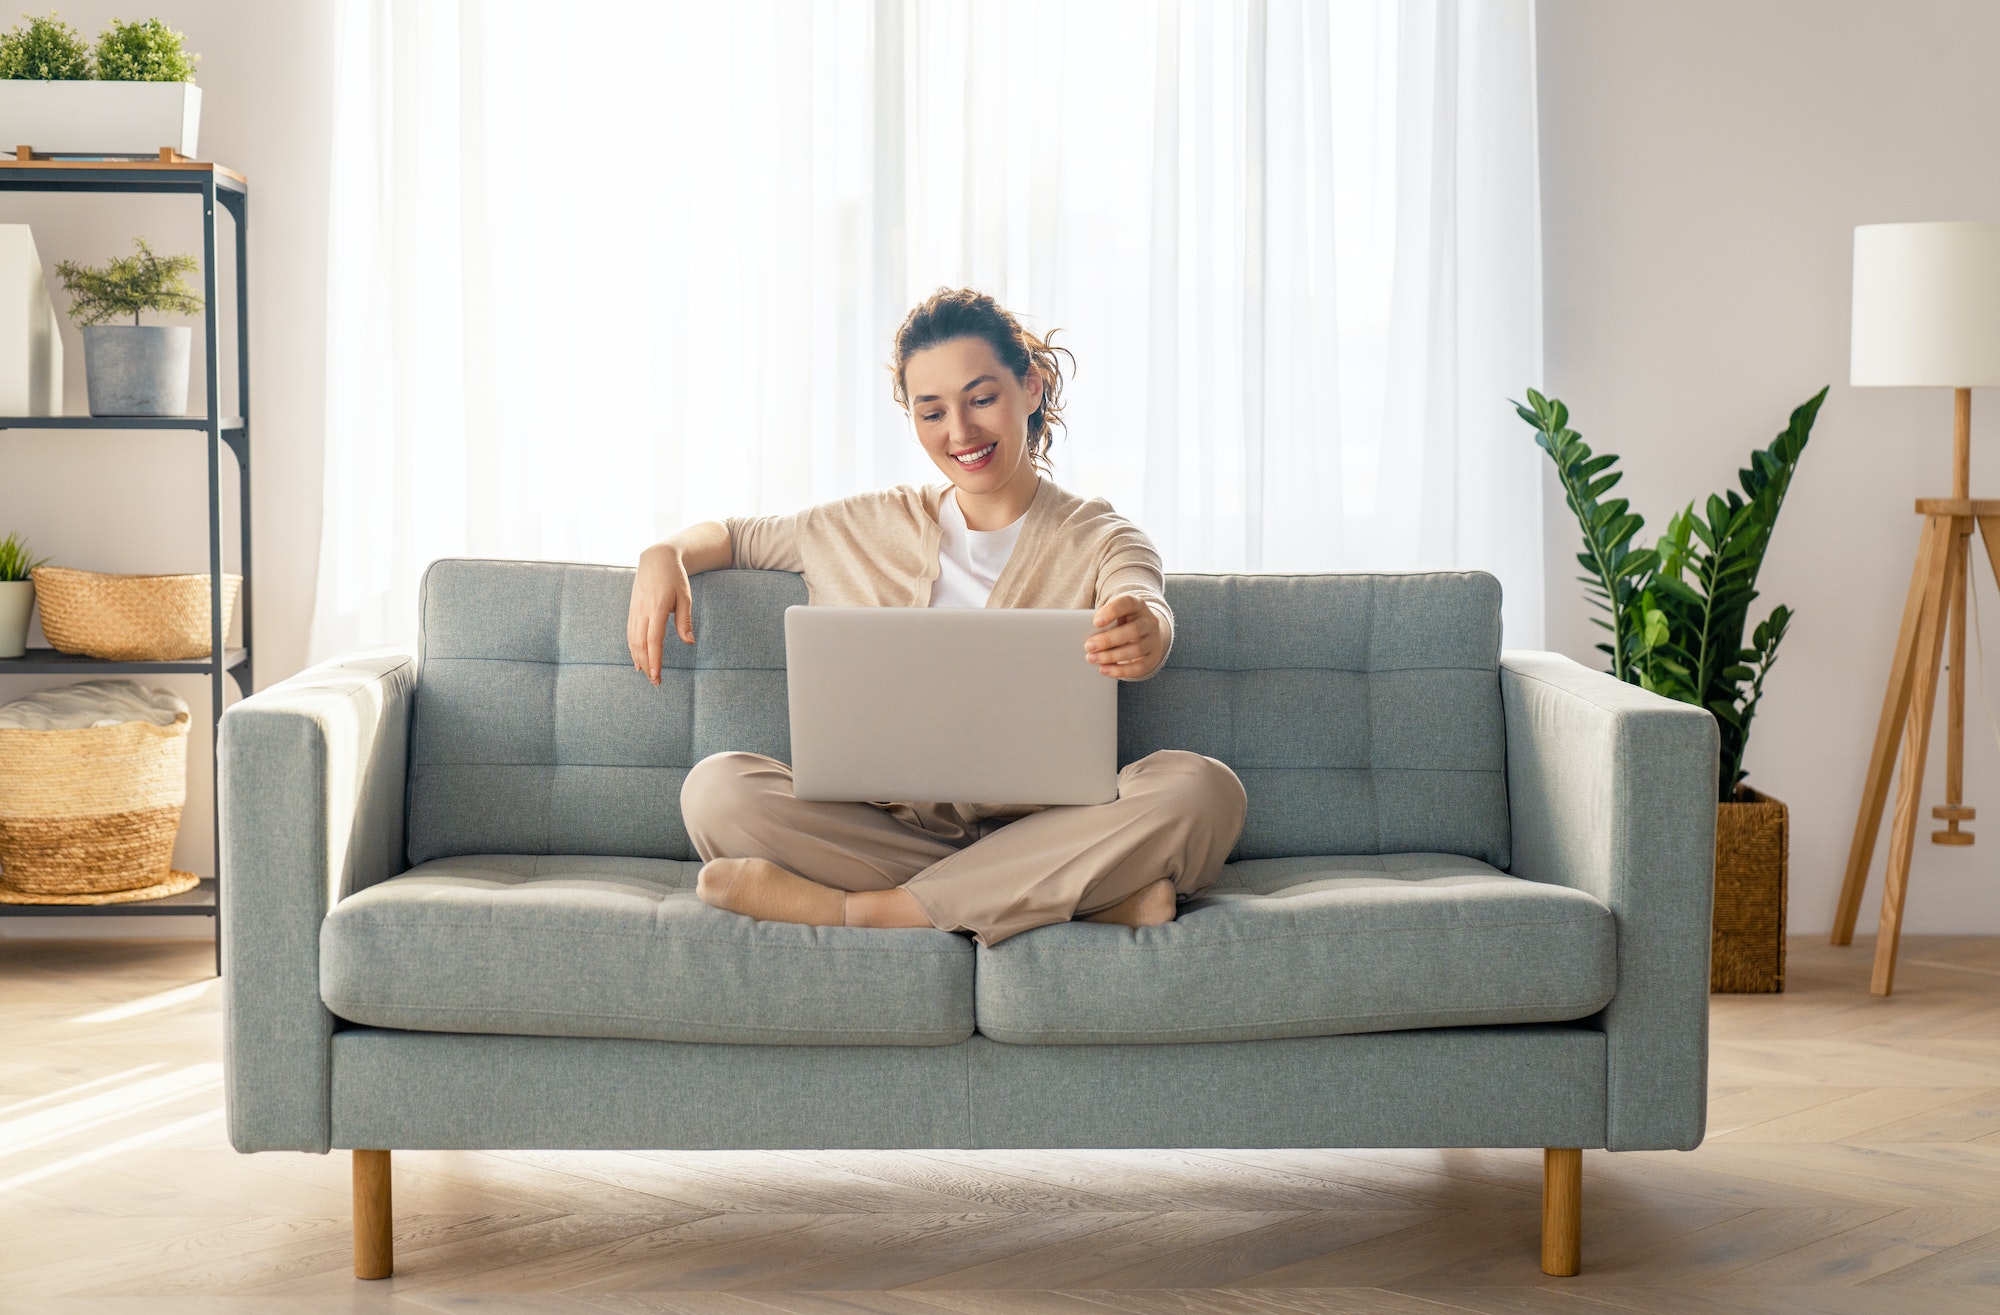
[628,543,694,685]
[1085,593,1166,680]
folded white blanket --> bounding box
[0,679,189,730]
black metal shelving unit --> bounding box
[0,158,251,975]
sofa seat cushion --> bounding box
[320,855,974,1045]
[974,853,1616,1044]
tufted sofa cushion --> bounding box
[407,562,1512,870]
[974,854,1616,1045]
[407,562,800,865]
[1119,573,1510,866]
[319,855,976,1046]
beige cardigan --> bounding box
[724,476,1176,674]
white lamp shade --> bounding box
[1852,222,2000,388]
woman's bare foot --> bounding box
[696,857,846,926]
[1083,878,1178,929]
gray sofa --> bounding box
[220,559,1718,1280]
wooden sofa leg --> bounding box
[353,1149,393,1279]
[1541,1147,1582,1276]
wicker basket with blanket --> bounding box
[0,680,198,904]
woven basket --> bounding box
[1713,786,1788,993]
[0,711,191,899]
[32,566,242,661]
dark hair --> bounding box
[890,288,1075,472]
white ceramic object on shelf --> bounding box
[0,81,200,158]
[0,225,61,415]
[0,580,32,659]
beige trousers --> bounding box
[681,749,1248,945]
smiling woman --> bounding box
[625,288,1248,945]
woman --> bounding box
[626,288,1245,945]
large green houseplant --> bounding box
[1519,386,1827,800]
[1519,385,1829,993]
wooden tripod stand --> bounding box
[1832,389,1995,994]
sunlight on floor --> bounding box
[0,1108,224,1195]
[71,977,217,1025]
[0,1064,167,1118]
[0,1064,221,1167]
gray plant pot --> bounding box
[83,325,192,417]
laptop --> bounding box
[784,606,1119,805]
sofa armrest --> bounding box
[220,650,415,1153]
[1499,650,1718,1151]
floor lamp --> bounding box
[1833,221,2000,996]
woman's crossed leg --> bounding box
[680,749,1245,946]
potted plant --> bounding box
[55,238,203,416]
[0,532,48,658]
[1520,385,1829,993]
[0,15,201,158]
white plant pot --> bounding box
[0,81,200,158]
[0,580,33,659]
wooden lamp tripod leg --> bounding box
[1979,517,2000,616]
[1873,520,1966,995]
[1935,527,1976,845]
[1833,514,1954,944]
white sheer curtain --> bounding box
[312,0,1543,658]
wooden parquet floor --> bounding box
[2,934,1999,1313]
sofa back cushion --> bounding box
[409,560,800,865]
[1119,573,1508,866]
[407,561,1508,868]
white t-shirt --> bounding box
[931,489,1025,608]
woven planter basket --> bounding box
[1713,786,1788,993]
[31,566,241,662]
[0,712,192,900]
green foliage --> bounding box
[1520,386,1829,802]
[1647,389,1827,797]
[0,13,92,79]
[0,14,201,81]
[1514,389,1658,684]
[94,16,197,82]
[0,532,49,583]
[54,238,203,327]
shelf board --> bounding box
[0,157,246,189]
[0,647,247,676]
[0,876,215,916]
[0,416,243,431]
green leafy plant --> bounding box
[94,16,197,82]
[1519,385,1829,801]
[0,13,92,79]
[0,532,49,583]
[54,238,203,327]
[1517,390,1659,687]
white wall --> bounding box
[0,1,333,937]
[1537,0,2000,933]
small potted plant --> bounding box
[0,532,48,658]
[56,238,204,416]
[0,15,201,159]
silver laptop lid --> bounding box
[784,606,1118,806]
